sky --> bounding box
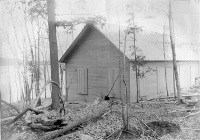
[56,0,200,60]
[0,0,199,60]
[56,0,200,41]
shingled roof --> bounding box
[59,23,129,63]
[59,23,199,63]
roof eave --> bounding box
[129,59,200,62]
[59,23,93,63]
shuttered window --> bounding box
[108,68,120,97]
[77,68,88,95]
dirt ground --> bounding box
[1,98,200,140]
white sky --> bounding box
[0,0,200,59]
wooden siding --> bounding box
[108,68,120,97]
[65,27,130,101]
[130,61,199,102]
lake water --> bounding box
[0,64,54,103]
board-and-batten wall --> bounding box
[64,27,130,102]
[130,61,199,102]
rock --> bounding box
[80,134,94,140]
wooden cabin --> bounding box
[59,24,130,102]
[59,23,199,102]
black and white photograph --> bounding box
[0,0,200,139]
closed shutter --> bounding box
[78,68,88,95]
[108,68,120,97]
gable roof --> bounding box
[59,23,129,63]
[59,23,199,63]
[101,24,199,61]
[59,24,91,63]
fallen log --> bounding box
[35,117,65,127]
[5,107,44,126]
[147,97,178,102]
[182,111,200,119]
[29,123,58,132]
[39,101,110,140]
[168,108,200,114]
[37,104,51,110]
[33,81,64,114]
[5,81,59,126]
[182,128,200,131]
[33,81,53,107]
[1,116,16,126]
[1,99,20,114]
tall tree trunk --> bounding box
[47,0,60,110]
[116,8,121,100]
[29,74,34,101]
[36,25,41,106]
[47,64,52,93]
[173,69,177,97]
[41,31,47,99]
[23,11,35,103]
[7,7,24,102]
[8,61,12,103]
[168,0,181,103]
[15,73,19,101]
[133,31,139,103]
[16,67,24,101]
[122,31,128,129]
[162,26,169,96]
[34,24,39,102]
[60,65,63,96]
[8,76,12,103]
[44,65,47,98]
[0,92,1,114]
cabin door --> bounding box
[108,68,120,98]
[77,68,88,95]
